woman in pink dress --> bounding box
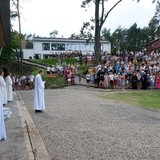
[155,72,160,89]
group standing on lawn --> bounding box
[85,50,160,90]
[46,63,77,86]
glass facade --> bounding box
[51,43,65,51]
[42,43,50,50]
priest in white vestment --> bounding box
[0,90,7,140]
[34,70,45,112]
[0,70,7,105]
[5,73,13,102]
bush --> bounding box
[43,75,66,89]
[32,69,66,89]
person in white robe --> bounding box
[5,73,13,102]
[0,69,7,105]
[0,90,7,140]
[34,70,45,112]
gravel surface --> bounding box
[20,86,160,160]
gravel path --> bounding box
[20,86,160,160]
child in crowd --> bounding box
[86,73,91,87]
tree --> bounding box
[102,28,112,43]
[11,0,23,74]
[155,0,160,20]
[81,0,158,65]
[69,33,81,39]
[0,31,20,66]
[0,0,23,67]
[111,26,127,54]
[125,23,141,51]
[80,22,94,39]
[24,33,33,49]
[49,30,59,38]
[152,0,160,37]
[82,0,124,64]
[102,28,114,53]
[148,17,159,40]
[103,24,156,55]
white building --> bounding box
[23,37,111,59]
[22,49,34,59]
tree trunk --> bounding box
[94,0,101,65]
[17,0,23,74]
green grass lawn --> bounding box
[31,69,66,89]
[29,58,92,88]
[31,58,90,75]
[97,90,160,110]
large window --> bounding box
[42,43,50,50]
[51,43,65,51]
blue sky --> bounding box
[12,0,157,38]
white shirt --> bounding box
[29,75,34,82]
[109,74,114,81]
[46,66,51,72]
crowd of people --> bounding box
[42,50,160,90]
[85,51,160,90]
[1,50,160,140]
[2,50,160,93]
[11,74,35,91]
[46,64,78,86]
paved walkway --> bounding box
[1,86,160,160]
[0,92,33,160]
[0,92,50,160]
[22,60,46,69]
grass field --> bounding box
[98,90,160,110]
[31,58,89,75]
[31,69,66,89]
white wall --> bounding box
[22,49,34,59]
[34,42,51,54]
[102,43,111,53]
[32,38,111,59]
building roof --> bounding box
[145,38,160,53]
[145,38,160,46]
[33,37,110,44]
[0,0,11,47]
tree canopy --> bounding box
[0,31,20,66]
[81,0,159,64]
